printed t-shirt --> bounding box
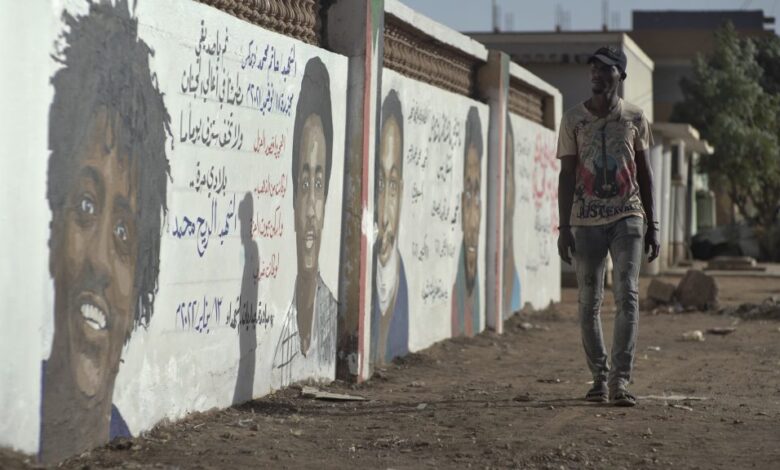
[556,98,653,226]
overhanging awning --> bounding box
[652,122,714,155]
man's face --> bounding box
[377,117,403,267]
[590,60,621,95]
[51,109,138,399]
[504,131,515,236]
[462,144,481,287]
[294,114,327,275]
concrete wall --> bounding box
[371,69,489,365]
[0,0,563,462]
[2,0,348,462]
[505,113,561,316]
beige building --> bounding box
[629,10,775,123]
[469,30,712,275]
[469,31,654,120]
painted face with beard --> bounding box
[462,144,481,293]
[377,116,403,268]
[294,114,327,276]
[51,108,138,399]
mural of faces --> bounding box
[42,0,170,461]
[291,57,333,280]
[294,114,327,274]
[52,109,138,400]
[377,114,403,267]
[462,107,483,292]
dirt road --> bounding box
[4,274,780,469]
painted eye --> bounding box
[114,222,128,242]
[79,195,96,215]
[315,176,323,190]
[302,178,310,190]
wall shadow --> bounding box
[233,192,258,404]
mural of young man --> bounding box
[371,90,409,365]
[451,107,483,337]
[503,118,521,319]
[41,0,171,462]
[273,57,338,387]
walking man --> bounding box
[556,46,660,407]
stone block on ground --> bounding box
[675,269,719,311]
[705,256,764,271]
[647,279,677,304]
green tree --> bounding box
[672,23,780,258]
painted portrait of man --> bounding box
[451,107,483,337]
[273,57,338,387]
[503,117,521,319]
[371,89,409,365]
[41,0,170,462]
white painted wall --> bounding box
[508,113,561,312]
[0,0,51,455]
[1,0,347,457]
[376,69,489,355]
[116,0,347,433]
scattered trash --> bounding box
[290,429,303,437]
[681,330,705,342]
[646,346,661,352]
[301,386,366,401]
[706,327,737,336]
[416,403,428,411]
[669,404,694,411]
[519,322,536,330]
[537,378,561,384]
[410,381,425,388]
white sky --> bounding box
[397,0,780,35]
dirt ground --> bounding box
[3,273,780,469]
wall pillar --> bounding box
[326,0,384,382]
[476,51,509,333]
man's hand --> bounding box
[558,227,576,265]
[645,225,660,263]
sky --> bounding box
[397,0,780,35]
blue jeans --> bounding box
[573,216,644,391]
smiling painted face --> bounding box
[377,117,403,267]
[294,114,327,275]
[51,109,138,399]
[462,144,481,291]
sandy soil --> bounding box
[3,273,780,469]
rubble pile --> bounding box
[643,270,719,313]
[719,297,780,321]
